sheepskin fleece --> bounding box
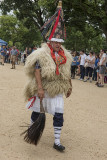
[24,43,72,101]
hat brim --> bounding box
[49,38,64,43]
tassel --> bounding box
[56,64,60,75]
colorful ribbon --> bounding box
[28,96,36,109]
[49,9,61,40]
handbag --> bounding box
[84,62,88,68]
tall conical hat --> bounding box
[40,0,66,42]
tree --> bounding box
[0,0,107,49]
[65,24,104,52]
[0,15,42,49]
[0,15,18,44]
[63,0,107,44]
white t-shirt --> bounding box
[99,53,107,66]
[80,54,87,65]
[86,55,95,68]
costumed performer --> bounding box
[24,0,72,152]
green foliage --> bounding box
[8,41,13,47]
[64,24,105,52]
[0,15,17,42]
[0,15,42,50]
[0,0,107,51]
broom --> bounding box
[21,100,46,145]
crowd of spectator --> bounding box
[0,44,107,87]
[0,45,20,67]
[0,45,37,68]
[71,49,107,87]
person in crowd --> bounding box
[104,66,107,83]
[15,48,20,65]
[10,46,18,69]
[23,47,28,65]
[24,1,72,152]
[95,53,101,85]
[70,50,73,55]
[27,47,32,56]
[76,64,80,76]
[5,48,10,63]
[97,49,107,87]
[8,47,12,63]
[0,45,7,65]
[79,50,87,80]
[75,52,80,76]
[84,51,95,82]
[92,54,100,81]
[71,51,78,79]
[32,46,37,51]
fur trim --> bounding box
[24,43,72,101]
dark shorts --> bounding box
[99,65,106,74]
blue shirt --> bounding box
[10,49,18,56]
[71,56,78,66]
[0,48,7,56]
[95,58,99,67]
[35,61,41,69]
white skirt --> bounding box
[26,92,64,115]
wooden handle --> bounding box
[40,100,45,113]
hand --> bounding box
[37,88,44,101]
[66,88,72,98]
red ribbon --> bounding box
[47,43,66,75]
[28,96,36,109]
[56,64,59,75]
[49,9,61,40]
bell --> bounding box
[57,0,62,8]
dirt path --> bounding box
[0,63,107,160]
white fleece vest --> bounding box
[24,43,72,100]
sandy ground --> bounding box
[0,63,107,160]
